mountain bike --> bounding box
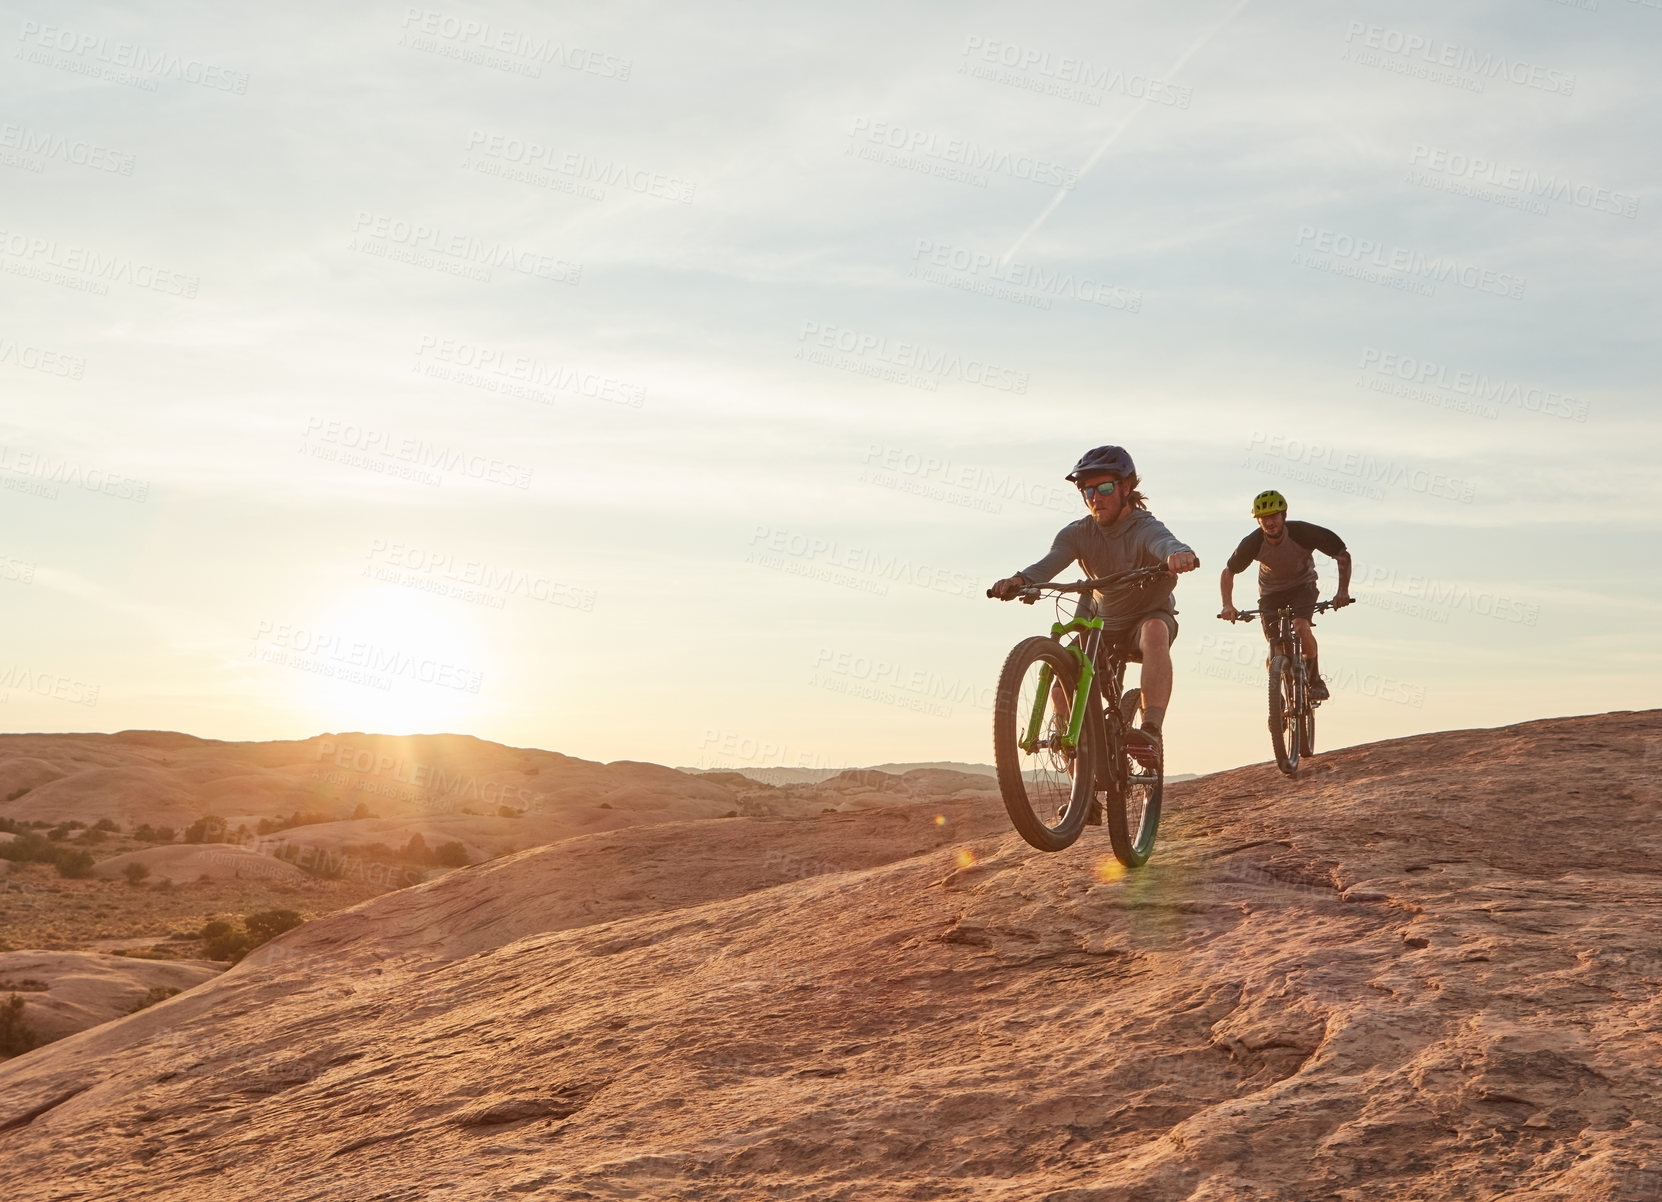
[986,566,1171,866]
[1220,599,1349,775]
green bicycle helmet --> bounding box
[1251,489,1288,518]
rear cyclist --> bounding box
[1219,490,1352,701]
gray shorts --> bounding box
[1104,608,1178,659]
[1069,608,1177,667]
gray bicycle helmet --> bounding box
[1065,445,1135,482]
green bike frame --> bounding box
[1019,616,1104,753]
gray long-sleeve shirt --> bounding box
[1018,510,1191,625]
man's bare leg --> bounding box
[1293,616,1327,699]
[1136,618,1172,734]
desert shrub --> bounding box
[199,919,250,961]
[151,877,175,893]
[4,787,30,802]
[183,816,227,844]
[255,811,331,836]
[0,834,50,863]
[307,852,347,880]
[0,994,40,1056]
[351,803,372,819]
[597,802,612,810]
[78,827,108,845]
[47,824,72,842]
[0,978,47,992]
[402,833,429,862]
[245,909,303,944]
[93,818,118,833]
[199,910,304,963]
[0,817,22,834]
[133,824,157,841]
[434,841,470,868]
[123,862,151,885]
[54,849,95,879]
[153,826,176,843]
[126,986,180,1014]
[497,806,521,818]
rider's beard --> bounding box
[1091,495,1126,525]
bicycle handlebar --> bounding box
[987,564,1177,604]
[1220,597,1354,622]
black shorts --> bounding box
[1258,583,1319,638]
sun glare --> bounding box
[279,588,492,733]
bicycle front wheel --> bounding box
[1104,722,1163,869]
[1299,693,1316,757]
[993,636,1096,852]
[1268,655,1300,775]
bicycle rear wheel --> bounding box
[1104,722,1163,868]
[1299,694,1316,757]
[993,636,1096,852]
[1268,655,1300,775]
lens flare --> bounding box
[1094,858,1126,883]
[933,814,946,826]
[955,849,976,870]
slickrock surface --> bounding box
[1,711,1658,1200]
[0,952,222,1044]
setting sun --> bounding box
[249,588,492,733]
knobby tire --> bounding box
[1103,694,1163,869]
[993,636,1096,852]
[1268,655,1300,775]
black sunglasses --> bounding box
[1078,480,1119,499]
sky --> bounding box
[1,0,1657,776]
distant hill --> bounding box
[678,761,996,786]
[681,762,1200,786]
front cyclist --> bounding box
[1219,490,1352,701]
[989,446,1199,741]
